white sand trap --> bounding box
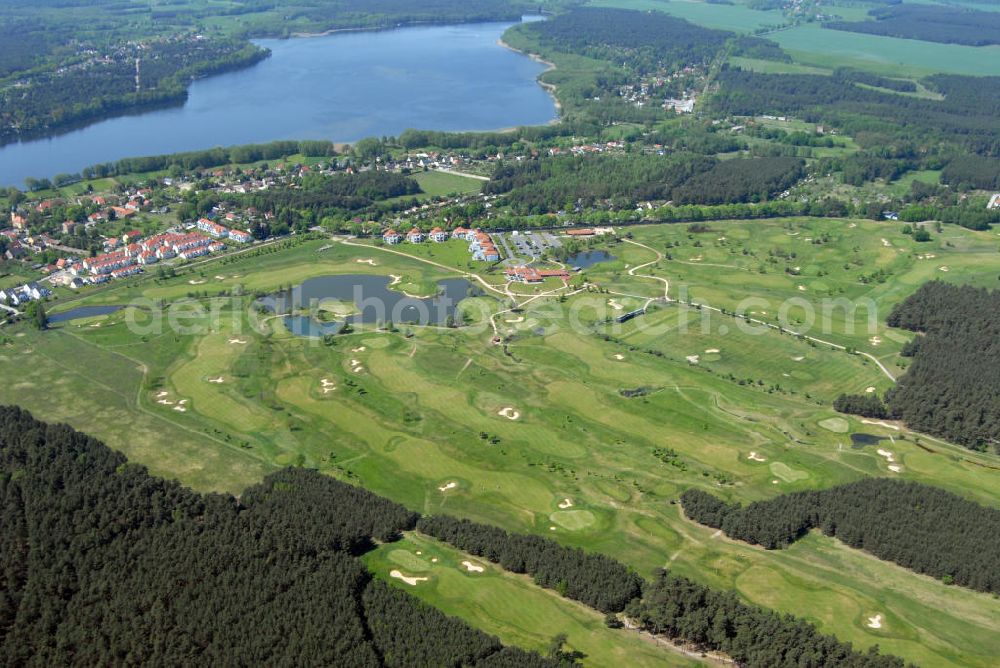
[173,406,187,413]
[783,373,791,377]
[214,275,225,280]
[156,391,169,398]
[848,222,857,228]
[438,482,458,492]
[415,551,422,555]
[798,285,807,291]
[866,614,883,629]
[228,338,247,344]
[939,266,949,272]
[505,316,525,323]
[608,299,624,311]
[353,366,364,373]
[786,231,800,236]
[558,498,574,509]
[613,354,625,360]
[322,387,335,394]
[350,359,360,366]
[792,356,805,362]
[498,407,521,420]
[461,560,485,573]
[881,238,892,247]
[549,526,557,531]
[865,386,876,393]
[178,399,188,405]
[89,323,102,328]
[390,570,428,586]
[748,451,767,462]
[321,378,335,386]
[688,256,703,262]
[352,346,367,353]
[431,558,438,563]
[388,274,402,285]
[208,377,225,384]
[686,355,700,364]
[771,480,780,484]
[877,448,895,463]
[356,258,377,266]
[924,253,936,259]
[188,279,205,285]
[869,336,882,345]
[705,348,720,354]
[718,236,727,241]
[157,399,174,406]
[888,465,902,473]
[862,419,899,430]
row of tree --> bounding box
[680,479,1000,593]
[826,4,1000,47]
[0,405,559,666]
[418,516,908,667]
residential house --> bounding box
[383,229,403,245]
[228,229,252,243]
[429,227,449,242]
[406,227,425,243]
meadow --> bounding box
[3,220,1000,666]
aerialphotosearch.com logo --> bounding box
[120,283,880,343]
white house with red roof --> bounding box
[382,229,403,244]
[429,227,449,242]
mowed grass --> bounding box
[363,532,698,667]
[411,170,485,197]
[7,227,1000,666]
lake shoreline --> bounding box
[497,37,562,114]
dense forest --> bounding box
[709,69,1000,157]
[680,479,1000,593]
[879,281,1000,451]
[484,154,805,213]
[521,8,731,74]
[826,4,1000,47]
[420,515,908,667]
[627,571,908,668]
[941,155,1000,190]
[0,405,559,666]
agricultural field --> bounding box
[2,218,999,666]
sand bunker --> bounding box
[461,561,485,573]
[558,498,574,509]
[705,348,720,354]
[865,386,876,393]
[939,266,949,272]
[228,338,246,345]
[389,570,427,586]
[356,258,377,266]
[866,614,883,629]
[748,451,767,462]
[881,238,892,247]
[350,359,364,373]
[188,279,205,285]
[498,407,521,420]
[685,355,700,364]
[869,336,882,346]
[438,482,458,492]
[792,356,805,362]
[157,399,174,406]
[862,419,900,431]
[549,526,557,531]
[388,274,402,286]
[877,448,895,463]
[608,299,624,311]
[320,378,336,394]
[613,354,625,360]
[214,275,225,280]
[688,256,703,262]
[505,316,525,323]
[156,391,169,398]
[352,346,367,353]
[797,285,807,291]
[771,480,780,485]
[848,222,857,228]
[431,558,438,563]
[207,377,225,384]
[888,465,902,473]
[173,406,187,413]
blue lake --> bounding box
[48,305,123,323]
[566,250,615,269]
[0,19,557,187]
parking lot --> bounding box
[495,231,562,262]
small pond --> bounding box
[566,250,614,269]
[48,305,123,324]
[257,274,473,337]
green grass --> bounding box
[772,26,1000,77]
[411,170,485,197]
[728,56,832,76]
[6,221,1000,666]
[363,532,699,667]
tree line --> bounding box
[826,4,1000,47]
[484,153,805,214]
[418,514,908,667]
[680,479,1000,594]
[0,405,560,666]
